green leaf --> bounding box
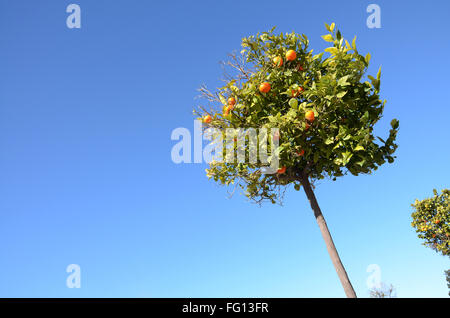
[313,52,324,60]
[367,75,380,91]
[352,36,357,49]
[354,145,365,151]
[219,94,227,105]
[337,91,347,98]
[337,75,350,86]
[289,98,298,109]
[356,159,366,167]
[342,151,353,165]
[345,40,351,50]
[330,23,335,32]
[361,111,369,123]
[321,34,334,42]
[325,47,339,55]
[390,119,399,129]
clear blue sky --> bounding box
[0,0,449,297]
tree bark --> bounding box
[299,172,357,298]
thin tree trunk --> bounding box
[299,172,357,298]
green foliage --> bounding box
[195,23,399,204]
[411,189,450,256]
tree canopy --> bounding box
[411,189,450,256]
[195,23,399,204]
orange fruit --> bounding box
[259,82,271,93]
[296,149,305,156]
[434,220,440,224]
[203,115,212,123]
[286,50,297,61]
[277,166,286,174]
[226,104,234,112]
[290,86,304,97]
[224,105,234,116]
[273,56,283,67]
[228,97,236,107]
[305,110,315,122]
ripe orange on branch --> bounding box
[259,82,271,93]
[203,115,212,123]
[228,97,236,107]
[290,86,304,97]
[223,104,234,116]
[286,50,297,61]
[277,166,286,174]
[273,56,283,67]
[296,149,305,156]
[305,110,315,122]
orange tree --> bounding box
[194,23,399,297]
[411,189,450,256]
